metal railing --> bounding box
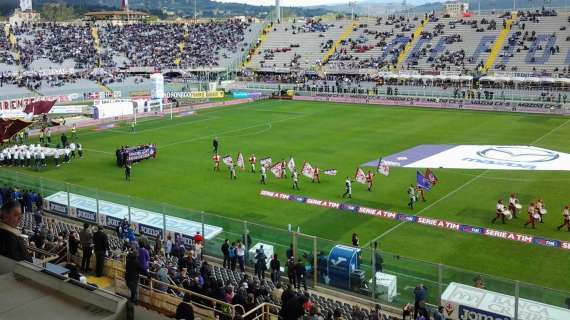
[2,170,570,317]
[112,265,247,319]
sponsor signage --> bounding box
[380,145,570,171]
[75,208,97,223]
[441,282,570,320]
[44,191,222,240]
[260,190,570,251]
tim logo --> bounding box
[459,306,511,320]
[477,146,559,163]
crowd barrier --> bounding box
[1,170,569,318]
[292,93,569,115]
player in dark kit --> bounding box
[125,163,131,181]
[213,138,219,154]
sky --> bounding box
[213,0,356,6]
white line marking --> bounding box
[530,119,570,145]
[160,113,311,149]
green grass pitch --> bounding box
[8,99,570,304]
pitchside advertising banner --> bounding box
[43,192,223,242]
[441,282,570,320]
[372,145,570,171]
[259,190,570,251]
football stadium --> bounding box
[0,0,570,319]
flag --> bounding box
[302,162,314,178]
[323,169,337,176]
[222,155,233,167]
[23,100,56,115]
[270,162,284,178]
[425,168,438,185]
[287,157,296,173]
[416,171,432,191]
[260,157,272,167]
[354,168,367,184]
[377,157,390,176]
[0,118,33,142]
[236,153,245,170]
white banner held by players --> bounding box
[222,156,233,167]
[236,153,245,170]
[302,162,314,179]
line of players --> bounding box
[212,153,313,189]
[493,194,570,231]
[212,153,381,198]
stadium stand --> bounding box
[249,18,354,70]
[0,183,402,320]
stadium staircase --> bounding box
[483,13,516,72]
[243,24,271,68]
[396,16,429,67]
[322,20,357,64]
[175,28,189,66]
[91,26,101,67]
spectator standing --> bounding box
[270,254,281,284]
[295,258,307,290]
[221,239,230,268]
[175,293,194,320]
[413,284,428,320]
[236,241,245,272]
[0,200,32,262]
[93,226,109,277]
[287,257,296,288]
[165,235,173,258]
[137,240,150,278]
[79,223,93,272]
[125,249,140,303]
[229,241,237,271]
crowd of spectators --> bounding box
[100,20,253,68]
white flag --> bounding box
[270,162,284,178]
[222,156,233,167]
[323,169,337,176]
[287,157,296,173]
[378,160,390,176]
[302,162,314,179]
[354,168,367,184]
[237,153,245,170]
[260,157,272,167]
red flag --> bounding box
[425,168,438,185]
[23,100,56,115]
[0,119,33,142]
